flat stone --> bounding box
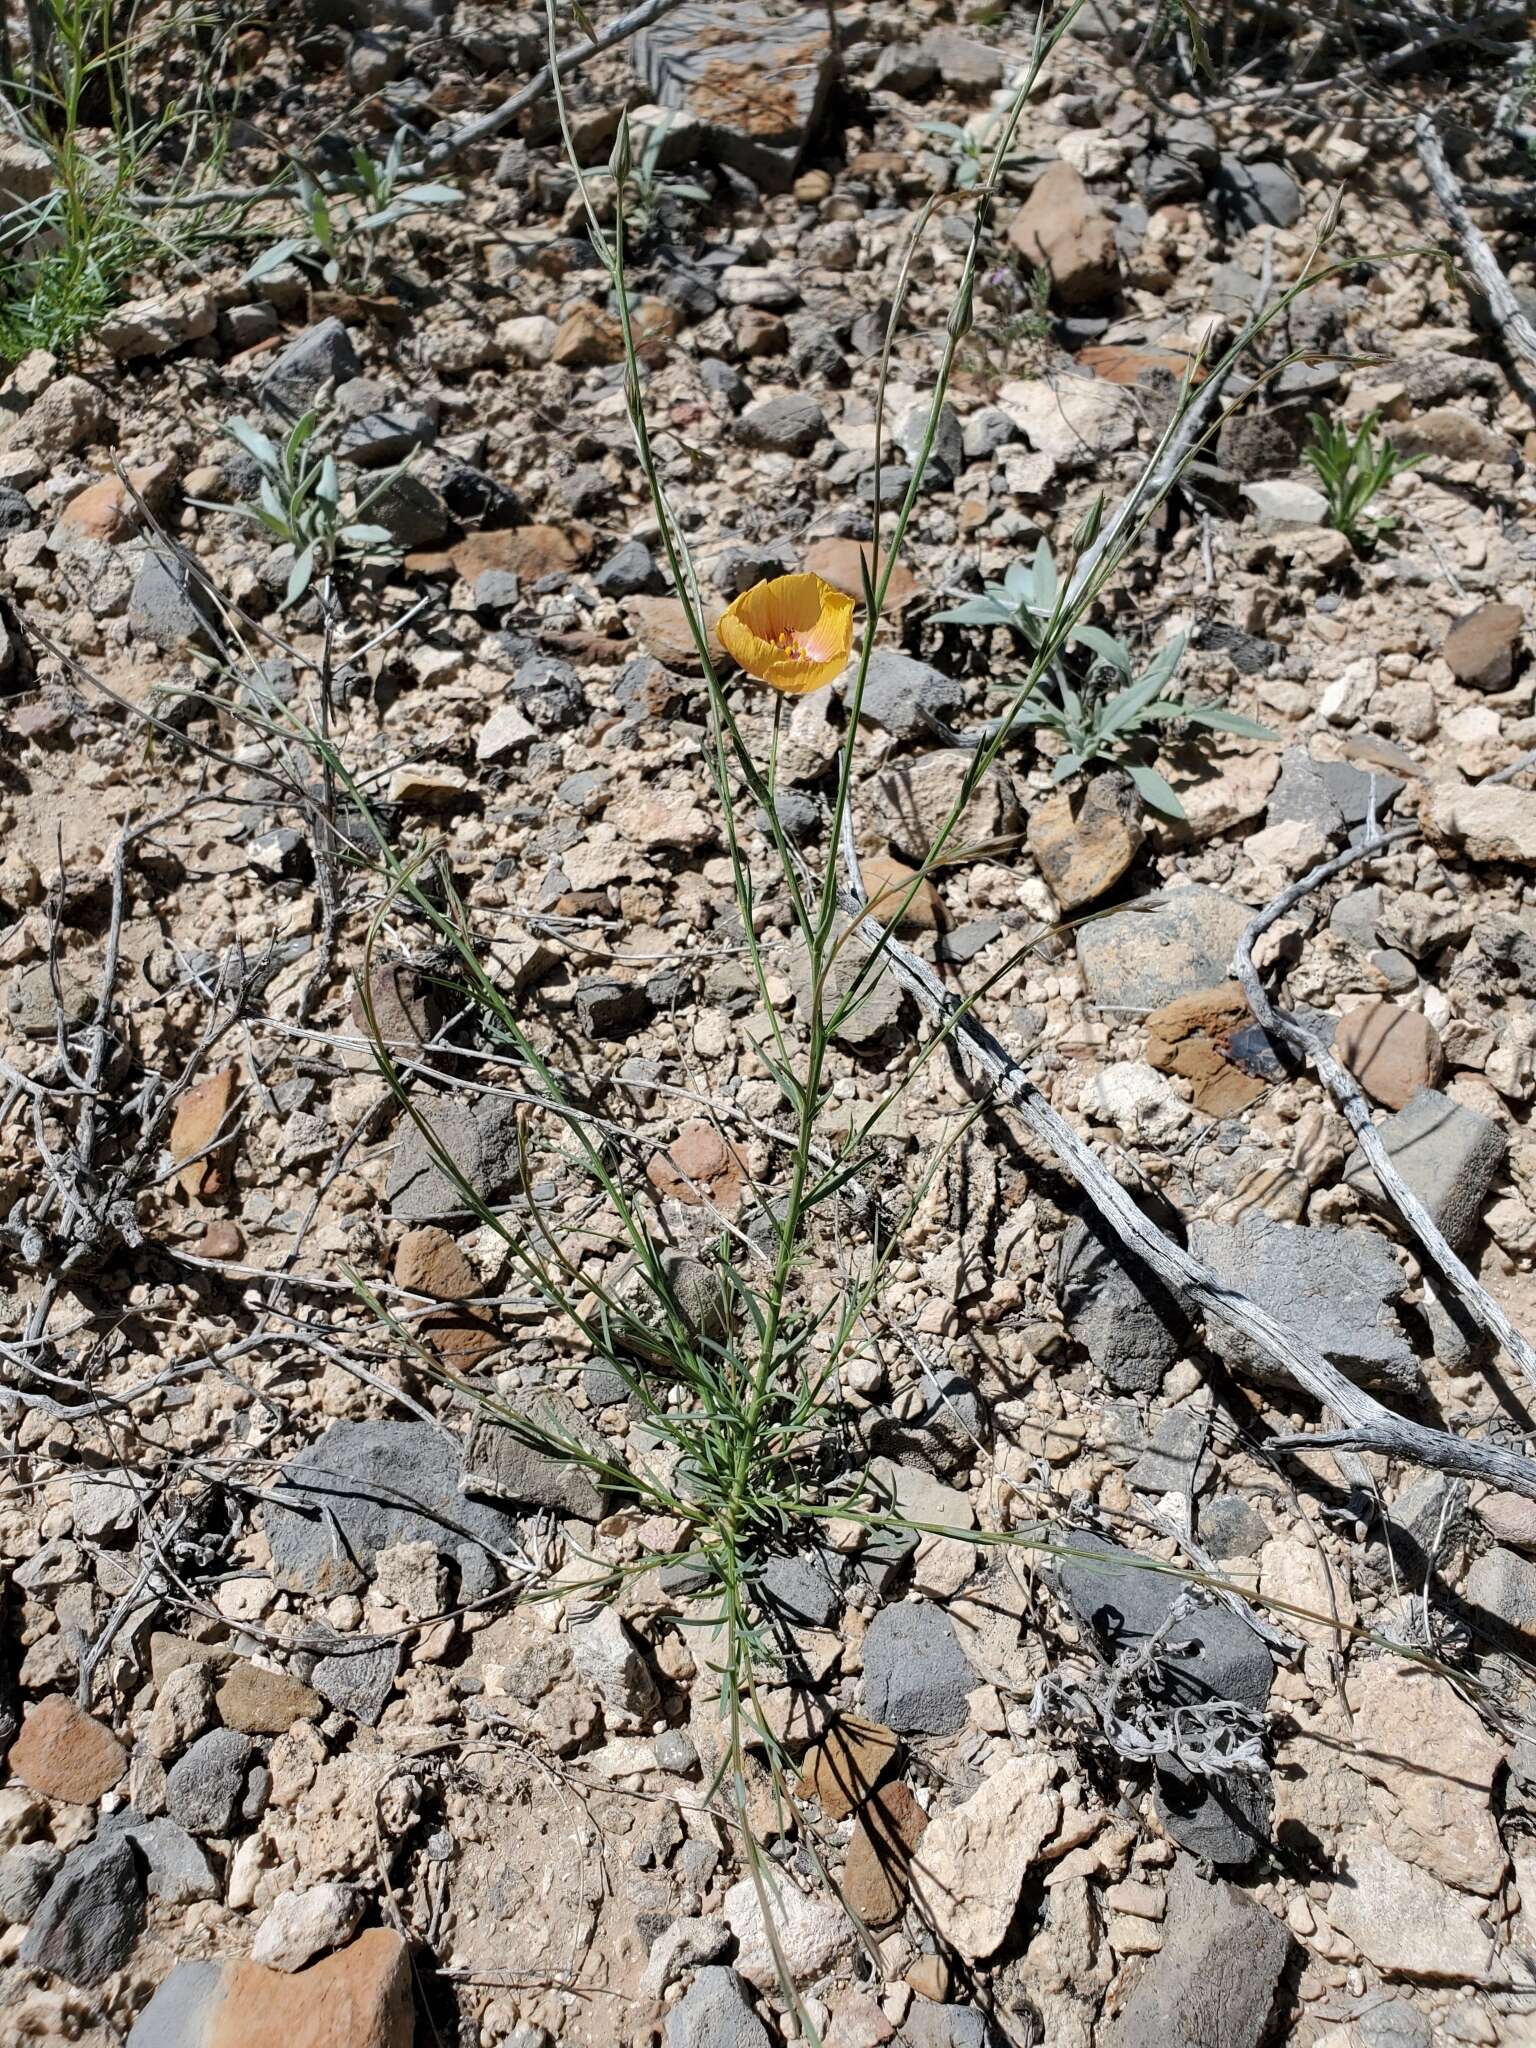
[449,524,591,584]
[251,1882,366,1973]
[1343,1660,1506,1895]
[666,1966,771,2048]
[1441,601,1523,692]
[20,1833,145,1987]
[7,1696,126,1804]
[1145,982,1268,1117]
[1027,770,1144,911]
[1334,999,1444,1111]
[385,1096,522,1222]
[1327,1843,1496,1983]
[462,1392,608,1520]
[100,1811,218,1905]
[215,1661,322,1736]
[1342,1087,1507,1249]
[862,1599,975,1734]
[1056,1213,1186,1394]
[803,536,918,611]
[736,393,826,454]
[305,1631,400,1726]
[1186,1212,1421,1397]
[797,1714,900,1821]
[165,1727,256,1837]
[1423,781,1536,866]
[1466,1544,1536,1640]
[1242,478,1328,536]
[260,1419,526,1600]
[913,1754,1059,1960]
[843,1781,927,1929]
[874,750,1022,863]
[861,855,945,932]
[1103,1860,1291,2048]
[723,1873,846,1988]
[260,318,361,416]
[855,650,966,739]
[633,2,837,191]
[1075,886,1252,1011]
[996,372,1136,465]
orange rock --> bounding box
[393,1226,500,1368]
[862,854,946,931]
[844,1780,928,1929]
[798,1714,900,1821]
[59,461,177,543]
[1008,162,1121,306]
[8,1695,126,1803]
[1335,999,1445,1111]
[624,595,726,670]
[1077,343,1201,387]
[1145,982,1267,1118]
[1025,772,1143,911]
[550,301,623,368]
[647,1119,748,1211]
[171,1064,239,1202]
[212,1929,413,2048]
[449,524,592,584]
[802,537,918,612]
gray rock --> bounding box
[100,1812,218,1904]
[758,1547,842,1629]
[657,1729,699,1775]
[462,1391,608,1519]
[862,1599,975,1734]
[1342,1087,1507,1250]
[736,394,826,455]
[1214,156,1302,231]
[1053,1532,1273,1712]
[1128,1408,1208,1496]
[575,977,652,1040]
[0,1844,61,1924]
[510,652,586,730]
[1057,1215,1185,1394]
[165,1727,255,1837]
[1352,1997,1435,2048]
[7,959,95,1038]
[261,317,361,416]
[633,2,836,192]
[752,789,822,842]
[921,27,1003,91]
[699,358,752,410]
[259,1418,526,1600]
[854,650,966,740]
[1056,1529,1274,1866]
[1200,1495,1269,1560]
[961,406,1018,459]
[595,541,663,597]
[1186,1212,1423,1398]
[386,1096,523,1221]
[792,936,906,1053]
[1478,911,1536,993]
[667,1966,770,2048]
[1103,1860,1291,2048]
[898,400,964,484]
[1075,886,1252,1010]
[1134,146,1204,206]
[336,394,435,468]
[125,1960,224,2048]
[570,1606,660,1718]
[902,2005,1007,2048]
[19,1833,145,1986]
[0,484,36,533]
[128,547,221,650]
[1268,745,1405,847]
[870,44,937,95]
[1466,1545,1536,1635]
[305,1630,400,1725]
[370,472,451,549]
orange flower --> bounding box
[717,572,855,694]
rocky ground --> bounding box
[5,2,1536,2045]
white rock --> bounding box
[475,702,538,765]
[250,1881,364,1972]
[1240,817,1328,898]
[1319,656,1377,725]
[496,315,557,364]
[1326,1844,1496,1982]
[1424,781,1536,866]
[1242,479,1329,537]
[1078,1061,1203,1148]
[723,1873,846,1987]
[996,374,1136,464]
[914,1753,1060,1959]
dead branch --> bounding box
[1414,110,1536,371]
[833,858,1536,1501]
[1233,827,1536,1399]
